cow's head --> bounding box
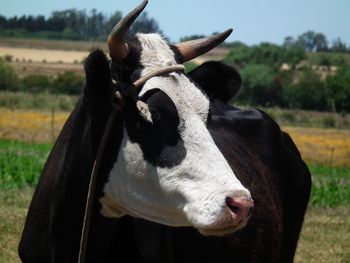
[99,0,253,236]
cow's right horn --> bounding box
[108,0,148,61]
[175,29,233,63]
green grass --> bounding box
[0,139,349,207]
[308,164,350,207]
[0,140,52,188]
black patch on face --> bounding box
[124,89,187,168]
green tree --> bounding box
[284,69,328,110]
[179,34,206,42]
[238,64,282,106]
[128,12,162,36]
[297,31,317,52]
[314,33,328,51]
[224,45,252,68]
[225,43,305,69]
[326,67,350,112]
[106,11,122,35]
[331,38,348,53]
[62,27,80,40]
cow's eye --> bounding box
[149,108,161,123]
[140,89,180,143]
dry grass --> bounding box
[284,126,350,167]
[0,188,348,262]
[10,61,84,78]
[1,108,349,167]
[0,37,106,51]
[0,46,89,64]
[0,108,68,143]
[0,188,33,263]
[295,207,350,263]
[0,37,106,77]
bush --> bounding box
[309,52,349,67]
[21,75,51,93]
[51,71,84,95]
[0,58,19,91]
[3,54,13,62]
[0,91,78,110]
[323,116,336,128]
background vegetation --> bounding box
[0,9,161,40]
[223,38,350,113]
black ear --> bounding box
[84,49,112,100]
[188,61,241,103]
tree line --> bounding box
[0,9,161,40]
[282,31,349,54]
[224,41,350,113]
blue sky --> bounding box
[1,0,349,45]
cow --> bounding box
[18,1,311,262]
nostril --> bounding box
[225,197,240,214]
[225,196,254,218]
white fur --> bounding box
[101,33,251,236]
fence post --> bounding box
[51,107,55,142]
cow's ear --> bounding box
[84,49,112,101]
[188,61,241,103]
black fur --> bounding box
[188,61,241,103]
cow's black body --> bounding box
[19,50,311,263]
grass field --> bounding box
[10,61,84,78]
[0,37,106,52]
[0,37,101,78]
[0,85,349,261]
[0,134,349,262]
[0,188,349,263]
[0,107,69,143]
[1,139,348,206]
[0,46,89,64]
[1,106,349,167]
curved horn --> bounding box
[108,0,148,61]
[175,29,233,63]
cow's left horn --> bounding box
[108,0,148,61]
[175,29,233,63]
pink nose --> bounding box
[225,196,254,224]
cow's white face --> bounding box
[101,33,253,236]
